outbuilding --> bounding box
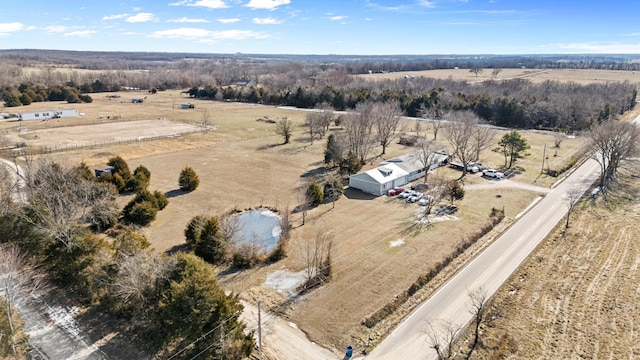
[348,163,409,196]
[18,109,78,121]
[94,165,115,178]
[181,103,195,109]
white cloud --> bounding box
[245,0,290,10]
[417,0,436,8]
[126,13,157,23]
[103,13,129,20]
[167,17,209,23]
[151,27,269,42]
[170,0,229,9]
[45,25,68,33]
[64,30,97,37]
[556,42,640,54]
[218,18,241,24]
[329,15,347,21]
[253,17,283,25]
[0,22,24,34]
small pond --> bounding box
[235,208,282,253]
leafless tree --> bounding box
[275,117,294,144]
[109,250,173,312]
[469,67,483,77]
[373,101,403,155]
[445,111,488,178]
[421,173,448,223]
[426,320,461,360]
[471,125,496,161]
[565,188,583,229]
[343,102,376,164]
[302,230,333,287]
[491,68,503,78]
[553,128,566,148]
[0,244,42,357]
[413,139,439,184]
[466,287,488,359]
[588,120,640,189]
[304,112,327,145]
[20,159,119,250]
[419,103,449,140]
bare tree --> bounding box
[20,159,119,250]
[421,173,448,223]
[553,128,566,148]
[373,101,403,155]
[588,120,640,189]
[0,244,42,357]
[491,68,503,78]
[444,111,484,179]
[419,103,449,140]
[413,139,439,184]
[304,112,331,145]
[466,287,488,359]
[471,125,496,161]
[275,117,294,144]
[343,102,376,164]
[302,230,333,287]
[426,320,461,360]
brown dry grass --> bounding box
[1,88,613,353]
[457,163,640,359]
[359,68,640,85]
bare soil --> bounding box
[457,163,640,359]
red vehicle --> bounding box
[387,187,404,196]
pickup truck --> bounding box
[449,161,479,173]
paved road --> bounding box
[368,158,600,359]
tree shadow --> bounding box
[256,143,280,151]
[165,243,189,255]
[300,167,329,179]
[165,189,187,198]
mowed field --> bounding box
[459,163,640,359]
[359,68,640,85]
[0,69,629,354]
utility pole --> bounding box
[541,143,546,174]
[257,300,263,360]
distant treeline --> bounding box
[188,77,636,131]
[2,83,94,107]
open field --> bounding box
[0,88,608,354]
[457,163,640,359]
[359,68,640,85]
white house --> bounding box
[380,151,450,182]
[19,109,78,121]
[348,163,409,196]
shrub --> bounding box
[193,217,226,264]
[306,182,324,207]
[153,190,169,210]
[132,165,151,191]
[184,215,206,245]
[127,201,158,226]
[122,189,167,226]
[179,166,200,191]
[323,179,343,203]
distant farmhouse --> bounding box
[349,152,450,196]
[18,109,78,121]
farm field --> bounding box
[0,85,618,354]
[359,68,640,85]
[457,163,640,359]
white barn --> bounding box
[380,151,450,182]
[19,109,78,121]
[348,163,409,196]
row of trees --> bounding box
[2,84,93,107]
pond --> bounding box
[235,208,282,253]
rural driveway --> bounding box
[367,157,601,359]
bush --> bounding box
[122,189,167,226]
[179,166,200,191]
[127,201,158,226]
[153,190,169,210]
[193,217,226,264]
[306,182,324,207]
[184,215,206,245]
[323,179,343,203]
[132,165,151,191]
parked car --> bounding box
[399,190,416,199]
[418,195,435,206]
[407,192,424,203]
[482,169,505,179]
[449,161,480,173]
[387,187,404,196]
[469,162,487,171]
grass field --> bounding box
[0,72,632,354]
[358,68,640,85]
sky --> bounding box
[2,0,640,55]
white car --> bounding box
[482,169,504,179]
[418,195,435,206]
[407,192,424,203]
[399,190,416,199]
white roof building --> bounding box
[348,163,409,196]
